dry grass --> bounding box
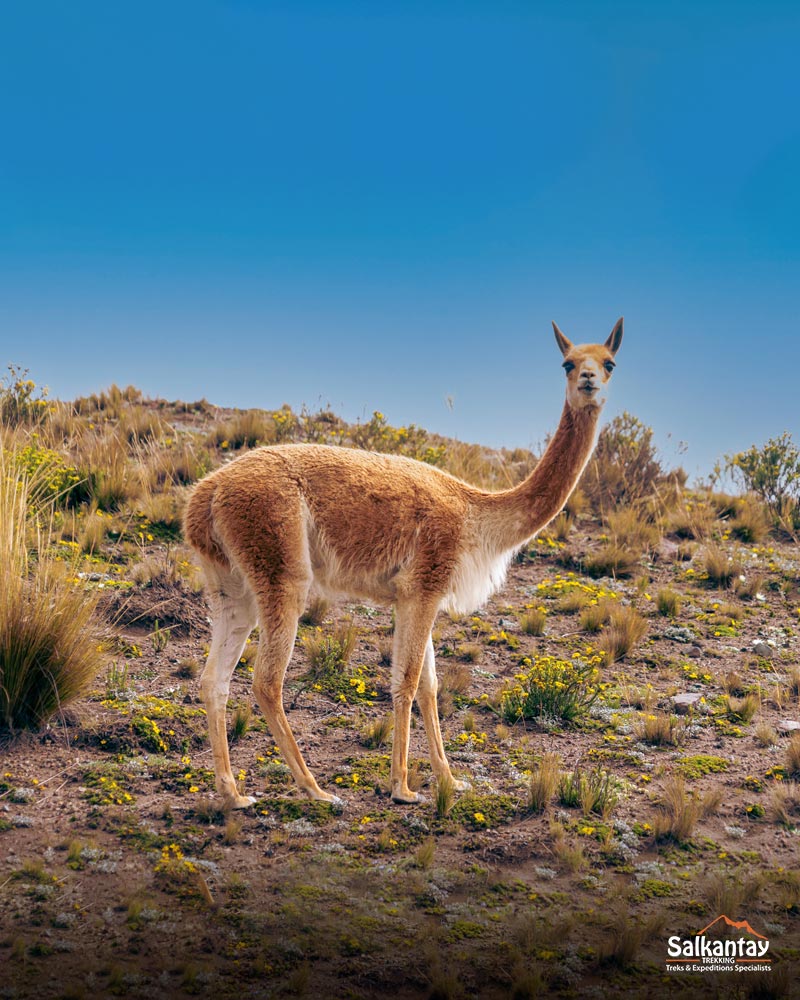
[300,595,330,627]
[595,606,648,664]
[583,542,641,579]
[528,752,560,813]
[656,588,681,618]
[520,608,547,636]
[724,692,760,723]
[206,410,276,451]
[455,641,482,663]
[0,452,106,731]
[768,781,800,828]
[729,496,770,543]
[702,543,744,589]
[786,734,800,777]
[579,599,615,634]
[638,711,683,746]
[652,776,721,843]
[556,590,592,614]
[435,776,456,818]
[605,507,660,552]
[359,713,393,749]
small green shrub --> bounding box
[726,432,800,516]
[500,655,600,724]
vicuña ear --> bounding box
[552,321,572,357]
[604,317,624,355]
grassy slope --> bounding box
[0,393,799,999]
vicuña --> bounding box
[185,318,624,808]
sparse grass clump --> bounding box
[702,543,744,589]
[639,712,683,746]
[656,588,681,618]
[596,606,647,664]
[584,542,640,579]
[724,693,760,724]
[300,595,330,627]
[557,765,620,818]
[360,713,393,748]
[769,781,800,828]
[652,776,721,843]
[206,410,275,451]
[520,607,547,636]
[528,752,560,813]
[500,655,600,724]
[0,454,105,731]
[579,599,615,634]
[786,734,800,778]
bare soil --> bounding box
[2,516,799,999]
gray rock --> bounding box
[777,720,800,734]
[752,641,774,658]
[663,626,696,644]
[672,692,703,713]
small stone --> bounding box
[687,645,704,659]
[672,692,703,714]
[777,721,800,734]
[752,641,773,658]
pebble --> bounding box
[777,720,800,734]
[752,641,773,658]
[672,692,703,714]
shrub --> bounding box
[0,453,105,731]
[726,432,800,516]
[0,366,50,426]
[580,412,681,512]
[500,655,600,724]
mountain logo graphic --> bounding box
[666,913,772,970]
[695,914,767,940]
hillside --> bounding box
[1,378,799,999]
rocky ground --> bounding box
[1,398,799,999]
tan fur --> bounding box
[184,319,623,807]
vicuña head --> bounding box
[554,317,623,412]
[184,317,624,809]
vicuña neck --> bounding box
[479,401,601,552]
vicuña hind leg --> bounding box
[417,634,470,792]
[390,600,439,803]
[252,590,341,804]
[200,569,257,809]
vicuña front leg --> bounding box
[390,602,438,803]
[200,583,257,810]
[417,635,470,792]
[252,599,342,804]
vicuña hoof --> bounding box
[226,794,256,810]
[391,788,427,805]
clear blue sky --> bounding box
[2,1,798,479]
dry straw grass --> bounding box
[0,451,105,731]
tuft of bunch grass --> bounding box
[528,752,560,813]
[786,734,800,778]
[638,712,683,746]
[520,607,547,636]
[724,693,760,724]
[702,543,743,589]
[656,588,681,618]
[652,776,721,843]
[583,542,640,579]
[360,713,393,749]
[595,606,647,665]
[579,599,615,634]
[0,453,106,731]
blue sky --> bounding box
[2,2,798,479]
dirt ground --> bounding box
[1,503,799,999]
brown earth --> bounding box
[1,511,799,999]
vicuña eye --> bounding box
[563,361,575,374]
[603,361,615,373]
